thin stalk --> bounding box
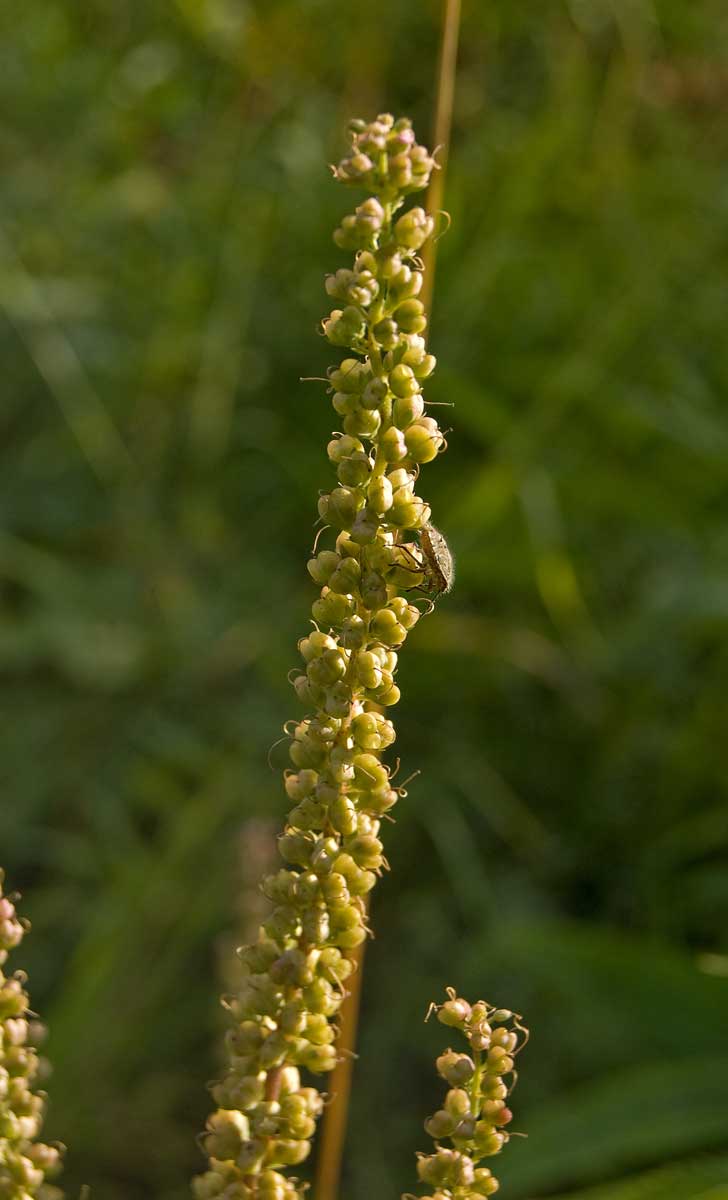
[313,936,367,1200]
[422,0,462,316]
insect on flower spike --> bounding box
[195,113,446,1200]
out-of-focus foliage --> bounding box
[2,1,728,1198]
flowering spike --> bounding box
[0,870,65,1200]
[411,996,528,1199]
[194,114,451,1199]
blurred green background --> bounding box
[3,1,728,1197]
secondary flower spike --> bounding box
[0,871,64,1200]
[409,991,528,1199]
[194,113,451,1200]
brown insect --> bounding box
[418,523,455,595]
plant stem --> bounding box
[422,0,462,316]
[313,937,367,1200]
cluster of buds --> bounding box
[411,991,528,1200]
[195,114,450,1199]
[0,872,64,1200]
[333,113,436,202]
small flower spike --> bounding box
[0,871,64,1200]
[408,992,528,1200]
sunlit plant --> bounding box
[193,114,525,1200]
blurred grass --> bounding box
[2,1,728,1197]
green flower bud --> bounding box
[482,1078,508,1101]
[311,836,341,876]
[444,1088,471,1119]
[364,785,398,815]
[362,537,396,573]
[278,831,315,868]
[472,1168,500,1196]
[350,711,394,750]
[394,207,435,250]
[226,1020,264,1057]
[213,1072,266,1110]
[328,556,361,594]
[307,648,347,687]
[389,487,430,528]
[256,1171,287,1200]
[301,904,330,943]
[343,407,382,439]
[331,854,377,895]
[269,948,313,987]
[424,1109,456,1139]
[299,630,337,662]
[389,363,419,399]
[323,680,353,718]
[438,996,472,1028]
[417,1149,474,1189]
[361,377,388,409]
[328,358,366,393]
[302,978,340,1016]
[372,318,400,351]
[288,797,327,831]
[390,263,423,299]
[473,1126,506,1157]
[192,1168,231,1199]
[332,390,360,416]
[401,338,437,375]
[352,650,383,690]
[347,270,379,307]
[299,1043,337,1074]
[367,475,393,514]
[203,1110,250,1160]
[370,608,407,646]
[283,769,318,803]
[349,508,380,545]
[360,569,388,609]
[328,429,367,458]
[344,833,384,871]
[393,393,425,427]
[394,298,427,334]
[311,590,356,628]
[379,427,408,464]
[329,795,358,837]
[337,451,371,487]
[307,550,341,586]
[319,486,361,529]
[404,417,445,463]
[454,1115,478,1140]
[340,615,368,649]
[325,267,354,299]
[482,1101,512,1126]
[436,1051,476,1086]
[323,306,366,347]
[379,249,404,279]
[490,1028,517,1051]
[388,595,421,630]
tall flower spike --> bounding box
[409,991,528,1200]
[0,871,64,1200]
[194,113,448,1200]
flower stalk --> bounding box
[194,113,448,1200]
